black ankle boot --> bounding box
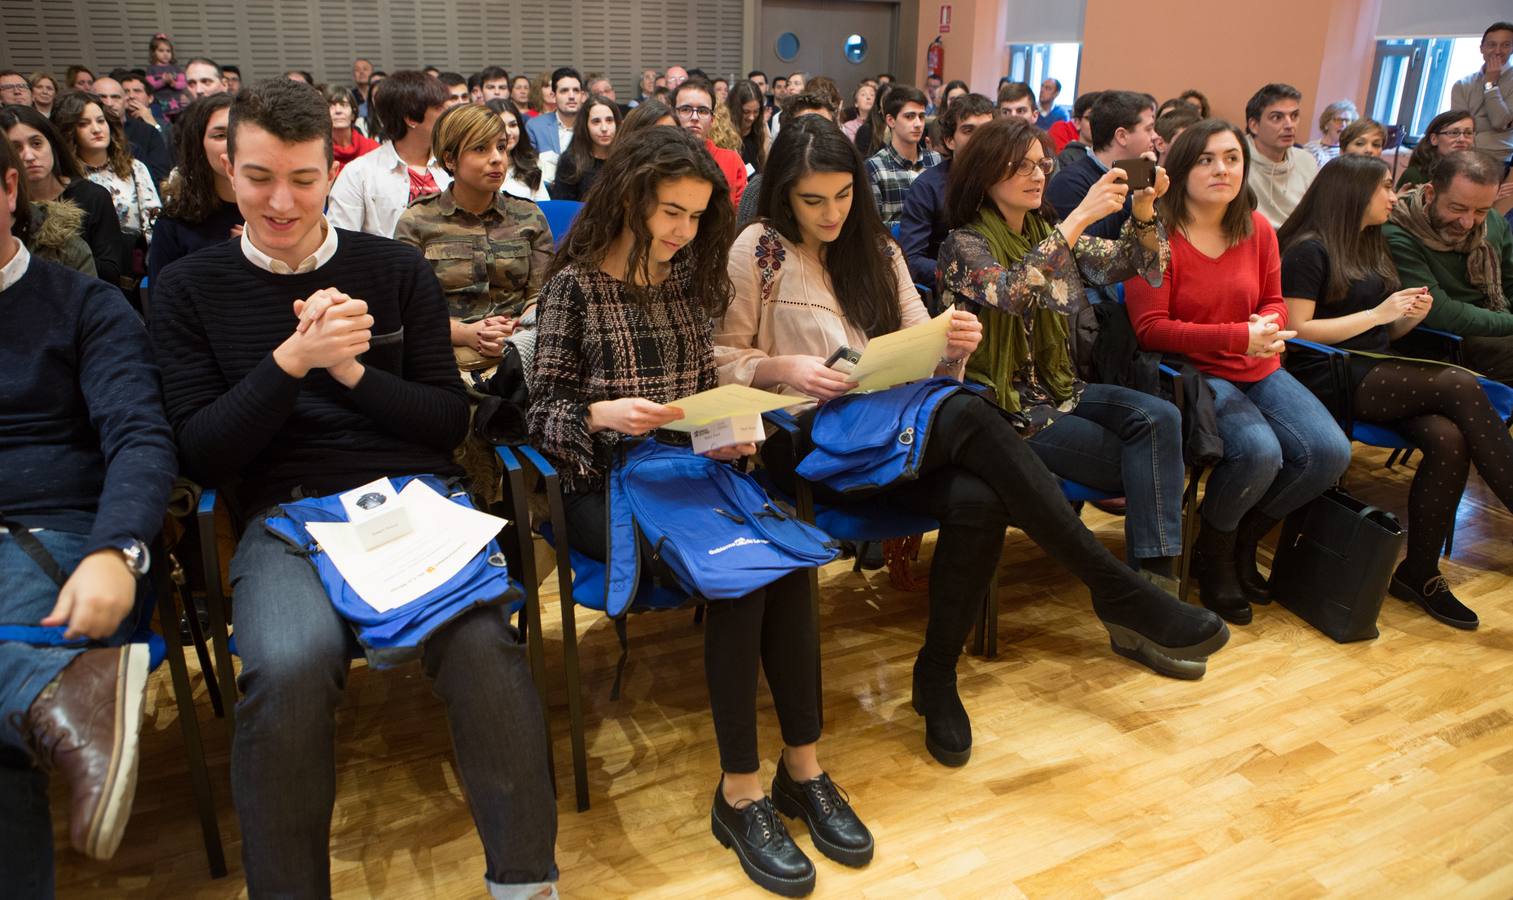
[1091,579,1229,680]
[711,781,815,896]
[771,760,874,867]
[910,657,971,767]
[1390,565,1479,630]
[1233,509,1279,605]
[1193,520,1252,625]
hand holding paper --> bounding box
[845,308,954,393]
[659,384,808,432]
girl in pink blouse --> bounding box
[716,116,1229,771]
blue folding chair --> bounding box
[498,444,712,812]
[538,199,584,250]
[1287,335,1513,557]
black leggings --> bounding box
[1353,360,1513,579]
[763,393,1156,672]
[562,491,819,775]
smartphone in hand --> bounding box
[824,346,861,375]
[1113,157,1156,191]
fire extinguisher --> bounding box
[926,36,944,82]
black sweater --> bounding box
[62,178,126,287]
[149,230,469,515]
[0,253,177,554]
[147,201,244,292]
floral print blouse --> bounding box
[87,159,162,244]
[937,215,1169,432]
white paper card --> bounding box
[306,481,508,613]
[337,478,413,550]
[690,413,765,454]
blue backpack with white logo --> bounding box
[264,475,521,669]
[603,440,839,617]
[796,377,974,493]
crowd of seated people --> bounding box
[3,18,1513,898]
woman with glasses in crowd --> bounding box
[1397,110,1475,190]
[1302,99,1357,167]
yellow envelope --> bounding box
[847,308,953,393]
[660,384,809,431]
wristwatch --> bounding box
[116,539,150,577]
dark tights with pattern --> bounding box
[1353,361,1513,580]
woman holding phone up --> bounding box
[715,116,1228,774]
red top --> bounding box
[706,140,749,207]
[332,130,380,177]
[1124,211,1286,383]
[1048,120,1080,153]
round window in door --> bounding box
[776,32,801,62]
[844,34,868,64]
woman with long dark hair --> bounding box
[52,91,160,244]
[716,116,1227,769]
[729,79,768,174]
[148,93,241,286]
[617,99,675,140]
[529,126,868,895]
[3,103,123,283]
[1125,119,1352,625]
[1279,154,1513,628]
[1396,110,1474,189]
[483,97,548,200]
[938,116,1188,582]
[551,94,619,201]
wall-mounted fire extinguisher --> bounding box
[926,36,944,82]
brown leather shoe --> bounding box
[24,644,150,859]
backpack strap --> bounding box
[0,512,68,588]
[603,445,643,619]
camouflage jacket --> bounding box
[394,187,553,322]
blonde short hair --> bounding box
[430,102,504,175]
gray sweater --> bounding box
[1451,65,1513,156]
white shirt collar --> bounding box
[377,140,444,174]
[0,240,31,293]
[240,217,339,274]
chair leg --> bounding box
[1177,467,1204,604]
[176,558,223,719]
[196,508,238,732]
[543,485,591,813]
[153,552,227,878]
[501,462,553,787]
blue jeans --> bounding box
[229,515,558,899]
[1203,368,1352,531]
[1027,383,1186,560]
[0,530,143,898]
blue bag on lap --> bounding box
[264,475,521,669]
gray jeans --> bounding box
[228,516,558,898]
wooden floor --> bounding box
[54,446,1513,898]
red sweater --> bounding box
[706,140,748,207]
[1125,211,1286,383]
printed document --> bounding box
[847,308,953,393]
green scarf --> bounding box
[964,207,1076,413]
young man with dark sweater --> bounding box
[0,132,176,892]
[148,79,558,899]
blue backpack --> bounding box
[603,440,839,617]
[265,475,521,669]
[796,377,973,493]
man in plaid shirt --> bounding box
[865,84,941,228]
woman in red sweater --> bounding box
[1125,119,1351,625]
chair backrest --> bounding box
[539,199,584,249]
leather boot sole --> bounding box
[1102,620,1230,680]
[771,784,874,868]
[711,812,816,897]
[909,695,971,767]
[1389,577,1479,630]
[82,643,149,860]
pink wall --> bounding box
[1078,0,1383,139]
[910,0,1009,96]
[907,0,1383,142]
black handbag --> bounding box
[1269,487,1405,642]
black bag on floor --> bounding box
[1269,487,1405,642]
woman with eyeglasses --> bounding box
[717,117,1228,775]
[1302,99,1357,167]
[938,116,1190,587]
[1396,110,1475,190]
[1125,119,1351,627]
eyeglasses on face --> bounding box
[1012,157,1056,177]
[676,105,713,120]
[1436,128,1474,139]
